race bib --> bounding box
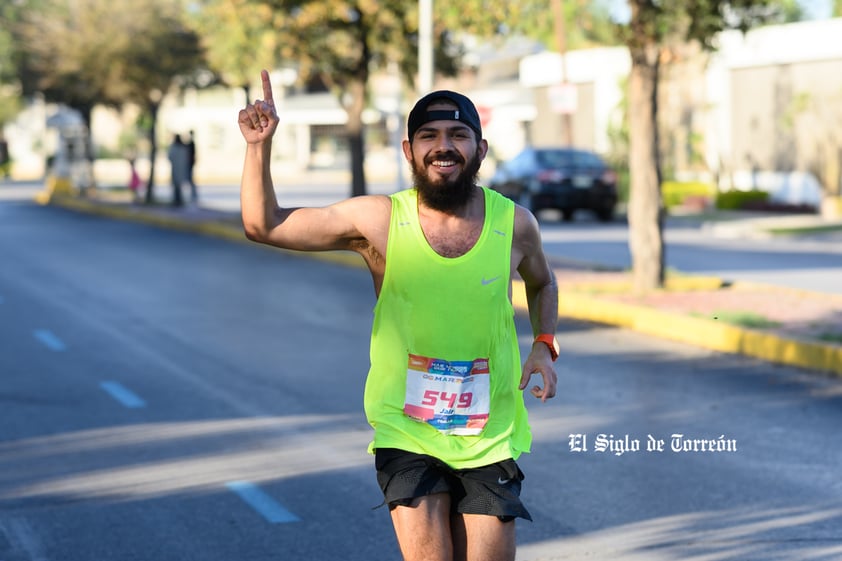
[404,353,490,435]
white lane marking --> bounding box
[226,481,300,523]
[100,381,147,408]
[33,329,66,351]
[0,518,48,561]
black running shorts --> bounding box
[374,448,532,522]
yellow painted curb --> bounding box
[519,284,841,378]
[35,176,78,204]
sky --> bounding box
[800,0,833,19]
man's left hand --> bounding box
[519,345,558,402]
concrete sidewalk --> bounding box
[43,190,842,379]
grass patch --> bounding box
[693,310,782,329]
[768,224,842,236]
[818,332,842,344]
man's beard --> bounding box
[411,149,482,213]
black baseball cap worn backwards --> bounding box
[407,90,482,141]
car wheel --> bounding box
[595,207,614,222]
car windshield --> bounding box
[536,150,603,169]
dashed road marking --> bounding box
[33,329,66,351]
[100,381,147,408]
[226,481,300,523]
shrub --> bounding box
[715,189,769,210]
[661,181,716,209]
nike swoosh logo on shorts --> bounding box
[497,477,511,485]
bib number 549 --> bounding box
[422,390,473,409]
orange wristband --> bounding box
[534,334,559,362]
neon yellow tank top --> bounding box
[363,187,532,469]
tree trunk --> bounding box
[345,80,367,197]
[627,44,665,293]
[145,102,160,204]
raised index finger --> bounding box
[261,69,274,105]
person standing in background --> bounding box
[128,158,142,202]
[167,134,188,207]
[185,130,198,204]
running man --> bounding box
[238,69,559,561]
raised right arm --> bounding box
[238,70,381,252]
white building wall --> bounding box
[519,47,631,155]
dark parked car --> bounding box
[488,147,618,221]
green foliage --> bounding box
[0,17,17,85]
[6,0,204,198]
[818,332,842,344]
[715,189,769,210]
[191,0,279,96]
[622,0,785,55]
[622,0,782,292]
[0,87,22,128]
[255,0,430,93]
[662,181,716,209]
[14,0,204,116]
[438,0,621,50]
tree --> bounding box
[438,0,619,50]
[253,0,622,198]
[252,0,462,197]
[100,0,204,203]
[622,1,781,292]
[15,0,117,175]
[12,0,204,199]
[0,1,23,128]
[193,0,280,102]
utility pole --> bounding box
[551,0,574,146]
[418,0,434,93]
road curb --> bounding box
[48,194,841,379]
[514,287,842,378]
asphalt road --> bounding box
[537,217,842,295]
[2,195,842,560]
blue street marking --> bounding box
[33,329,66,351]
[226,481,300,524]
[100,381,147,408]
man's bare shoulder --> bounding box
[512,203,541,248]
[348,192,392,208]
[332,193,392,224]
[328,193,393,249]
[331,194,392,273]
